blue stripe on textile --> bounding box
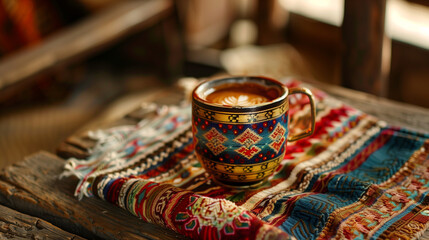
[261,192,301,222]
[305,129,383,192]
[279,193,357,239]
[103,178,115,200]
[277,129,427,239]
[371,191,429,239]
[326,129,426,195]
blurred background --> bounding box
[0,0,428,168]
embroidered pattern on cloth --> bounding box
[62,79,429,240]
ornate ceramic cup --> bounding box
[192,76,316,188]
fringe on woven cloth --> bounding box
[60,103,192,199]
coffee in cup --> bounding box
[204,82,280,107]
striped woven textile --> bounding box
[62,79,429,240]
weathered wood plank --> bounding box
[0,204,85,239]
[56,141,92,160]
[0,151,188,240]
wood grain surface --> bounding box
[0,151,188,240]
[0,204,85,239]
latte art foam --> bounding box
[204,82,280,107]
[210,94,268,106]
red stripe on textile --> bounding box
[105,178,127,205]
[283,107,351,171]
[133,181,160,221]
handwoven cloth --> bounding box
[62,79,429,240]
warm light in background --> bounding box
[279,0,429,49]
[387,0,429,50]
[278,0,344,26]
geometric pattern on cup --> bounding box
[201,155,282,174]
[268,123,286,154]
[192,101,288,124]
[201,154,283,182]
[233,128,263,159]
[204,127,227,155]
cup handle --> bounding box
[287,87,316,142]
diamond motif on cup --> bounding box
[220,173,230,179]
[265,110,274,119]
[269,124,286,153]
[238,175,246,180]
[243,166,253,173]
[247,114,258,123]
[224,165,235,173]
[203,110,216,120]
[233,128,262,159]
[204,160,216,170]
[228,114,239,123]
[192,124,199,145]
[204,127,227,155]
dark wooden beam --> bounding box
[341,0,386,96]
[256,0,276,45]
[0,0,173,92]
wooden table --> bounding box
[1,81,428,239]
